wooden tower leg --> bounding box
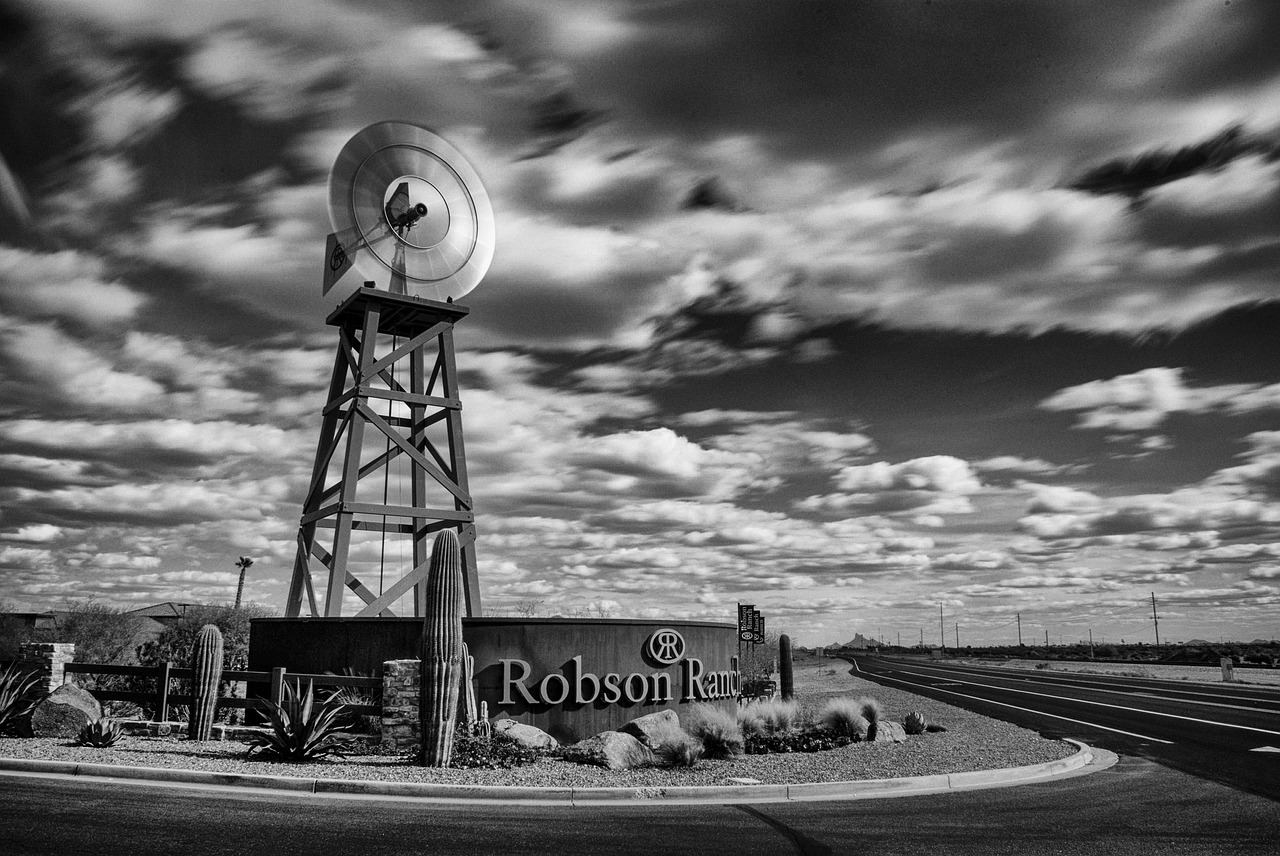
[287,289,481,619]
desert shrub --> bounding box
[245,679,353,762]
[45,600,144,668]
[683,703,744,759]
[321,668,381,735]
[76,718,123,747]
[737,703,767,737]
[749,698,802,733]
[450,730,545,769]
[745,729,851,754]
[903,711,928,735]
[0,664,42,735]
[818,697,870,740]
[654,736,702,768]
[855,696,881,725]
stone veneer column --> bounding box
[17,642,75,696]
[380,659,421,753]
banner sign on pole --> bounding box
[738,604,755,642]
[752,610,764,644]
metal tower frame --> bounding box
[286,286,480,618]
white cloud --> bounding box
[0,248,147,324]
[0,418,300,461]
[2,524,63,543]
[1041,367,1280,434]
[835,456,981,495]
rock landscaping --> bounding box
[0,661,1076,788]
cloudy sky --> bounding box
[1,0,1278,647]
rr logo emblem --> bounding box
[329,243,348,271]
[645,629,686,665]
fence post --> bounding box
[269,666,287,709]
[156,661,172,722]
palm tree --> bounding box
[233,556,254,609]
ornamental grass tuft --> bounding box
[683,703,744,759]
[818,697,870,740]
[745,698,802,734]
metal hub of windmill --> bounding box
[324,121,495,300]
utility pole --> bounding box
[939,603,946,650]
[920,628,924,648]
[1089,629,1094,660]
[1045,629,1049,647]
[955,622,959,649]
[1017,612,1022,646]
[1151,591,1161,650]
[897,631,901,648]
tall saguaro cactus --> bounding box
[778,633,794,701]
[189,624,224,740]
[419,529,464,767]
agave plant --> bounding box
[245,679,353,763]
[76,718,124,747]
[0,664,43,736]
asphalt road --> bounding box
[844,655,1280,802]
[3,756,1279,856]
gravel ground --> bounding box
[957,657,1280,687]
[0,661,1074,788]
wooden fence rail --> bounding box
[63,663,381,723]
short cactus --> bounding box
[778,634,794,701]
[189,623,224,741]
[419,529,464,767]
[904,710,927,735]
[77,718,123,747]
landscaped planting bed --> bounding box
[0,660,1074,788]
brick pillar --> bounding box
[17,642,75,696]
[380,659,421,753]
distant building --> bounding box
[127,602,203,625]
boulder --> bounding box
[492,719,559,751]
[619,709,682,750]
[30,684,102,738]
[562,731,655,770]
[871,720,908,744]
[620,709,702,762]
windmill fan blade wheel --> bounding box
[328,122,495,301]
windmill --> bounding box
[286,122,495,620]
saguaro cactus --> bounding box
[778,633,794,700]
[189,624,223,740]
[419,529,464,766]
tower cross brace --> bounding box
[286,287,481,618]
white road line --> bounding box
[928,662,1280,708]
[900,662,1280,716]
[859,660,1280,738]
[848,660,1173,744]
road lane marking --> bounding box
[1250,746,1280,753]
[848,660,1173,743]
[857,660,1280,738]
[894,661,1280,716]
[913,662,1280,708]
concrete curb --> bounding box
[0,739,1105,805]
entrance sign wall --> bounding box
[250,617,738,742]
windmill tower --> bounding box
[285,122,494,619]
